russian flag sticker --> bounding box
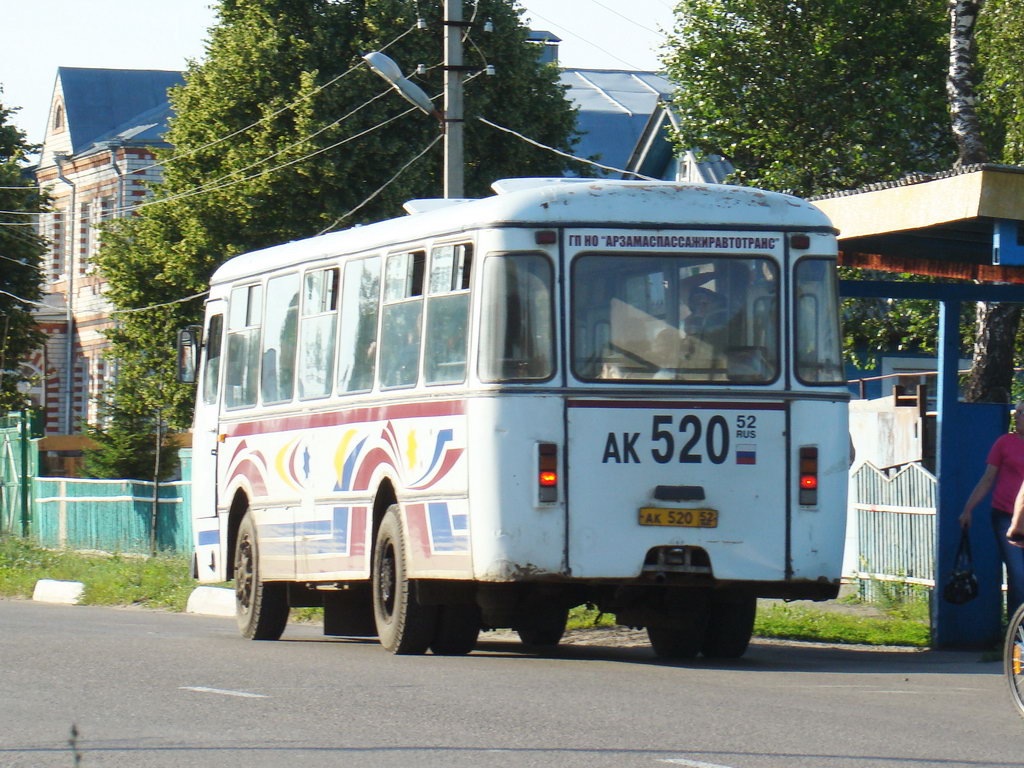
[736,444,757,465]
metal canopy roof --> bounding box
[812,164,1024,284]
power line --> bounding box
[590,0,663,34]
[476,116,657,180]
[0,288,52,310]
[517,5,647,70]
[128,24,421,178]
[110,290,209,315]
[318,133,443,235]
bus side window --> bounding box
[261,273,299,404]
[225,284,263,409]
[202,313,224,406]
[479,253,555,382]
[337,256,381,393]
[424,244,471,385]
[380,251,425,389]
[298,267,339,399]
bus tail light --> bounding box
[538,443,558,502]
[799,446,818,505]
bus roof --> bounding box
[210,178,834,285]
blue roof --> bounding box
[57,67,184,154]
[560,69,673,174]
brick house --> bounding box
[31,67,183,436]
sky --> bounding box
[0,0,677,147]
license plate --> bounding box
[638,507,718,528]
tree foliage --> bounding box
[81,398,178,480]
[96,0,580,430]
[978,0,1024,163]
[662,0,956,198]
[0,95,46,414]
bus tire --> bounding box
[647,612,708,659]
[701,595,756,659]
[430,604,481,655]
[372,505,437,654]
[235,511,289,640]
[516,605,569,647]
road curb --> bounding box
[32,579,85,605]
[186,586,235,617]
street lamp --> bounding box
[362,0,467,199]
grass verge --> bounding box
[3,538,930,646]
[754,602,930,647]
[0,536,196,611]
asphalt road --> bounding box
[2,599,1024,768]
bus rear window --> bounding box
[794,258,844,384]
[572,254,779,384]
[479,254,555,382]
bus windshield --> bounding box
[572,254,779,384]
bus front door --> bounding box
[191,300,226,582]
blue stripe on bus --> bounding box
[337,438,367,492]
[428,502,470,553]
[197,530,220,546]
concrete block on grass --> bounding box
[32,579,85,605]
[186,586,236,617]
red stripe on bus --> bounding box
[223,400,466,437]
[566,400,786,410]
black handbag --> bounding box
[943,528,979,605]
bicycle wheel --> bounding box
[1004,602,1024,719]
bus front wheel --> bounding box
[235,511,289,640]
[372,505,437,654]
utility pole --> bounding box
[443,0,465,199]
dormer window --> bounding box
[52,103,64,132]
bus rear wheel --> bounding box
[372,505,437,654]
[647,611,708,659]
[701,595,756,659]
[430,604,481,655]
[516,605,569,647]
[235,511,289,640]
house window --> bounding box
[53,104,64,132]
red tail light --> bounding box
[539,443,558,502]
[799,446,818,505]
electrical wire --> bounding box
[590,0,663,34]
[317,133,443,235]
[110,290,209,315]
[99,86,398,221]
[517,5,646,70]
[128,23,421,178]
[0,288,53,310]
[476,116,657,179]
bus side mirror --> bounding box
[177,326,202,383]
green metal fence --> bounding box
[0,412,38,537]
[1,418,194,555]
[33,477,192,554]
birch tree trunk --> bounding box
[964,301,1022,403]
[948,0,1020,402]
[948,0,988,165]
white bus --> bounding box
[180,178,848,658]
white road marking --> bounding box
[660,759,738,768]
[179,686,268,698]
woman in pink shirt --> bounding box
[961,403,1024,617]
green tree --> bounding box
[81,398,178,480]
[0,95,46,414]
[97,0,580,431]
[662,0,955,199]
